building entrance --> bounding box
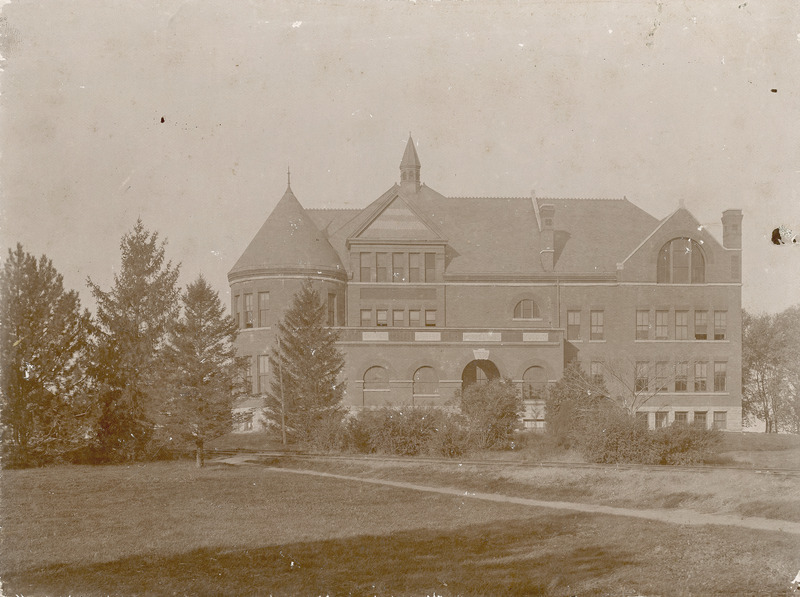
[461,359,500,391]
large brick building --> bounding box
[229,137,743,431]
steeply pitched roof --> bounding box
[228,186,344,280]
[400,135,421,169]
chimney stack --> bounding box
[539,203,555,272]
[721,209,743,249]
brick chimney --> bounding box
[539,203,555,272]
[721,209,743,249]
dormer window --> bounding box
[657,238,705,284]
[513,299,540,320]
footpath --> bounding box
[242,462,800,535]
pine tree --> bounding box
[162,276,248,466]
[87,220,180,461]
[0,244,93,467]
[266,279,346,445]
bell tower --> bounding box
[399,135,421,194]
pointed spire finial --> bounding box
[287,165,291,188]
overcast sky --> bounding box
[2,0,798,314]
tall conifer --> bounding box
[265,280,346,445]
[87,220,180,461]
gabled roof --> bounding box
[350,192,443,242]
[228,185,344,280]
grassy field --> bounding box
[274,456,800,522]
[3,461,800,596]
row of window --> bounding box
[361,308,437,327]
[586,360,727,393]
[360,252,437,283]
[637,410,728,430]
[234,291,340,328]
[566,309,728,342]
[233,291,271,329]
[635,309,726,341]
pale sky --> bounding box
[2,0,798,314]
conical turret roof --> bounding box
[400,135,421,169]
[228,185,345,281]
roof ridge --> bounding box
[539,197,626,201]
[448,196,530,200]
[307,207,361,211]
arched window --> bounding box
[522,366,547,400]
[657,238,705,284]
[513,299,540,320]
[413,366,439,396]
[363,366,389,391]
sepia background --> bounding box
[2,0,798,314]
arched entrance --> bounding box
[461,359,500,391]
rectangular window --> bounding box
[233,295,240,328]
[694,362,707,392]
[258,292,270,327]
[655,310,668,340]
[245,357,253,392]
[567,310,581,341]
[425,310,436,327]
[675,310,689,340]
[590,310,604,340]
[257,355,269,394]
[675,362,688,392]
[714,362,727,392]
[713,411,727,430]
[655,361,668,392]
[655,411,668,428]
[244,294,254,328]
[392,253,405,283]
[360,309,372,326]
[590,361,603,385]
[409,253,421,282]
[424,253,436,282]
[634,362,648,392]
[674,411,688,425]
[636,310,649,340]
[360,252,373,282]
[693,411,707,428]
[376,253,389,282]
[714,311,727,340]
[327,293,337,326]
[695,310,708,340]
[409,309,421,327]
[393,309,404,327]
[376,309,388,327]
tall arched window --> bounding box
[363,366,389,399]
[413,366,439,397]
[513,299,540,319]
[657,238,705,284]
[522,366,547,400]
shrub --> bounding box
[459,379,523,450]
[575,406,722,465]
[345,407,469,457]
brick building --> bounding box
[229,137,743,431]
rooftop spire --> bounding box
[399,135,421,194]
[287,165,291,189]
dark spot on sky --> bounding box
[772,228,784,244]
[771,89,777,93]
[160,116,165,123]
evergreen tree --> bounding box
[459,379,522,450]
[162,276,248,466]
[545,360,609,447]
[87,220,180,461]
[0,244,93,467]
[266,279,346,445]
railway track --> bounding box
[206,448,800,477]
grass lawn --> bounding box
[274,455,800,522]
[3,461,800,596]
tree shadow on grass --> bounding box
[4,514,638,597]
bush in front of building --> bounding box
[458,379,523,450]
[345,407,469,457]
[575,406,722,465]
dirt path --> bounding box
[259,465,800,535]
